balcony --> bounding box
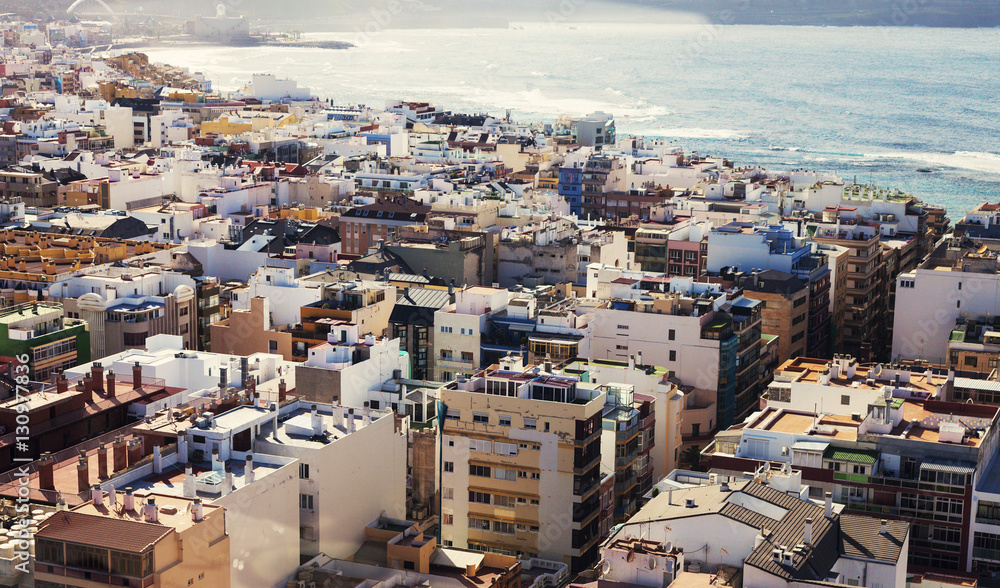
[614,472,637,494]
[437,356,474,366]
[973,547,1000,562]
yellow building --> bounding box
[201,112,298,137]
[439,355,605,574]
[34,491,230,588]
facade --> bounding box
[439,357,606,573]
[34,492,230,588]
[0,301,90,381]
[338,198,430,256]
[0,166,58,207]
[433,287,509,381]
[705,356,1000,577]
[736,270,811,363]
[51,274,198,359]
[812,222,888,362]
[893,239,1000,366]
[389,286,452,380]
[573,112,616,150]
[588,276,763,430]
[209,296,293,360]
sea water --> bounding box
[142,23,1000,216]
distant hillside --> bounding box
[8,0,1000,28]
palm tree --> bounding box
[681,445,705,472]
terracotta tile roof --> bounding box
[36,510,171,553]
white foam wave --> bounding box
[636,127,747,140]
[863,151,1000,175]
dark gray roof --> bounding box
[396,287,452,309]
[739,269,807,296]
[838,515,907,563]
[742,482,840,582]
[720,501,779,531]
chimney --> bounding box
[270,403,279,439]
[152,445,162,474]
[240,357,249,387]
[91,362,105,394]
[247,377,256,399]
[667,487,673,505]
[132,362,142,390]
[219,367,228,389]
[637,350,642,366]
[880,519,887,535]
[126,438,142,467]
[332,403,343,428]
[97,443,108,479]
[91,484,103,507]
[192,498,204,522]
[113,436,127,472]
[311,404,324,437]
[449,278,456,303]
[245,455,254,484]
[79,374,93,403]
[363,401,371,426]
[56,374,68,394]
[183,464,195,498]
[76,455,89,493]
[106,370,116,396]
[628,355,635,370]
[211,448,223,472]
[178,436,188,463]
[144,497,159,523]
[123,487,135,511]
[252,391,260,408]
[224,466,233,496]
[803,518,813,544]
[278,379,287,403]
[109,484,117,508]
[347,408,356,433]
[825,492,833,518]
[38,453,54,490]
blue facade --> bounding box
[559,166,583,216]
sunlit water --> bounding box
[142,23,1000,215]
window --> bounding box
[669,350,676,362]
[524,418,537,430]
[494,442,518,456]
[499,415,511,427]
[442,513,454,525]
[269,340,278,353]
[530,472,540,480]
[470,438,491,452]
[179,306,189,316]
[544,422,550,432]
[443,461,454,473]
[445,409,460,421]
[470,464,492,477]
[440,326,453,333]
[494,495,516,508]
[442,487,454,500]
[493,467,517,481]
[492,521,516,535]
[473,412,489,424]
[299,463,309,479]
[123,331,148,347]
[668,329,676,341]
[468,517,490,530]
[299,493,314,511]
[469,491,491,504]
[966,356,978,368]
[841,395,850,405]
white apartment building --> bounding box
[433,287,509,381]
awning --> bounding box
[921,460,975,475]
[823,446,879,465]
[792,441,830,453]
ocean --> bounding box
[140,23,1000,217]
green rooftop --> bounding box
[824,446,879,465]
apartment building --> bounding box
[0,301,90,380]
[433,287,509,381]
[588,275,763,430]
[439,357,606,573]
[811,222,888,362]
[707,222,834,358]
[633,211,709,279]
[339,198,430,256]
[48,267,198,358]
[0,165,58,207]
[735,270,811,363]
[704,355,1000,577]
[893,238,1000,366]
[389,286,453,380]
[34,492,230,588]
